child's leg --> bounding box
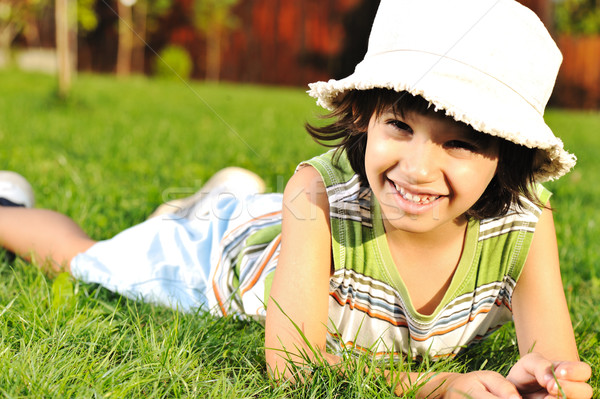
[0,171,95,272]
[149,167,266,219]
[0,206,96,272]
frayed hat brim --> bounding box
[309,50,575,181]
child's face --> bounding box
[365,108,499,235]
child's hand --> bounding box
[428,371,521,398]
[507,353,592,398]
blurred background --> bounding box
[0,0,599,109]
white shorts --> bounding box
[70,192,283,314]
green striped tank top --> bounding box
[298,149,550,360]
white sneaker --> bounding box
[0,171,35,208]
[149,167,266,219]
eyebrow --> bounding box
[382,107,497,147]
[460,130,499,151]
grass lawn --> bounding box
[0,69,598,397]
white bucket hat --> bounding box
[308,0,575,181]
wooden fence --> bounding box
[172,0,600,109]
[205,0,375,86]
[77,0,600,109]
[553,36,600,109]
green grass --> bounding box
[0,69,599,397]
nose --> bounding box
[399,139,440,184]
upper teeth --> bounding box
[393,182,440,204]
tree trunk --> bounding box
[132,1,147,73]
[205,26,221,81]
[116,1,133,76]
[0,24,16,67]
[70,0,78,75]
[56,0,71,98]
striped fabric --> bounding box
[210,207,282,318]
[301,150,550,360]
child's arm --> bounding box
[508,205,592,398]
[264,165,334,378]
[264,167,522,398]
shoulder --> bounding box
[475,185,552,283]
[284,164,330,221]
[480,184,551,237]
[297,149,357,189]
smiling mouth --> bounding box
[391,181,441,205]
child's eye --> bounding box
[445,140,477,152]
[387,119,413,133]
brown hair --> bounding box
[305,89,541,219]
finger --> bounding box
[481,374,521,399]
[546,379,594,399]
[449,371,521,399]
[446,388,511,399]
[553,361,592,383]
[514,353,555,388]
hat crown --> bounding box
[363,0,562,115]
[307,0,576,181]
